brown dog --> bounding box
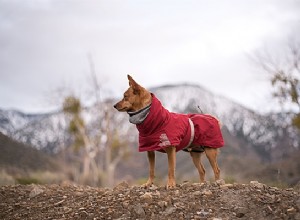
[114,75,224,188]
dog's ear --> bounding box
[127,74,141,94]
[127,75,135,86]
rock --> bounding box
[133,204,145,216]
[29,186,44,198]
[216,179,226,185]
[113,181,129,191]
[193,191,201,196]
[234,206,248,218]
[174,190,180,195]
[202,189,213,196]
[220,184,233,189]
[149,185,158,190]
[164,206,176,215]
[158,201,167,208]
[180,181,192,188]
[250,181,265,189]
[152,190,160,197]
[122,201,129,208]
[197,209,210,216]
[287,207,296,214]
[236,212,245,218]
[140,192,152,202]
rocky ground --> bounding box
[0,180,300,220]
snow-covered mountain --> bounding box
[0,84,299,160]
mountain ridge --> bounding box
[1,83,300,185]
[0,83,299,155]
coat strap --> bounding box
[183,118,195,150]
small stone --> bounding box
[113,181,129,191]
[140,192,152,202]
[193,191,201,196]
[236,212,245,218]
[152,190,160,197]
[216,179,226,185]
[197,209,209,216]
[149,185,158,190]
[158,201,167,208]
[220,184,233,189]
[174,190,180,195]
[180,181,192,187]
[122,201,129,208]
[133,204,145,216]
[202,189,213,196]
[164,207,176,215]
[250,181,264,189]
[287,207,296,213]
[270,186,279,192]
[29,186,44,198]
[235,206,248,218]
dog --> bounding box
[114,75,224,188]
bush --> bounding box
[16,177,40,185]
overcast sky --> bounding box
[0,0,299,113]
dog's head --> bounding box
[113,75,151,112]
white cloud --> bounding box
[0,0,299,113]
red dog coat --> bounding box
[136,94,224,153]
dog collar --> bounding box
[128,104,151,124]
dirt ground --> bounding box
[0,180,299,220]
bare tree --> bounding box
[87,54,130,187]
[253,39,300,129]
[56,54,130,187]
[62,96,100,185]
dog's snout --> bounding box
[113,104,117,109]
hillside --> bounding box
[0,132,58,173]
[0,181,299,220]
[0,132,64,185]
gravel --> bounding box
[0,180,299,220]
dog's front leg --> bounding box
[142,151,155,188]
[165,146,176,189]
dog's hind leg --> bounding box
[142,151,155,188]
[204,148,220,181]
[190,152,206,183]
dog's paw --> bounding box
[141,180,153,188]
[166,180,176,189]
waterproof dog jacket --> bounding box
[135,94,224,153]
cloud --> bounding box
[0,0,299,112]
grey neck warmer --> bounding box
[128,104,151,124]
